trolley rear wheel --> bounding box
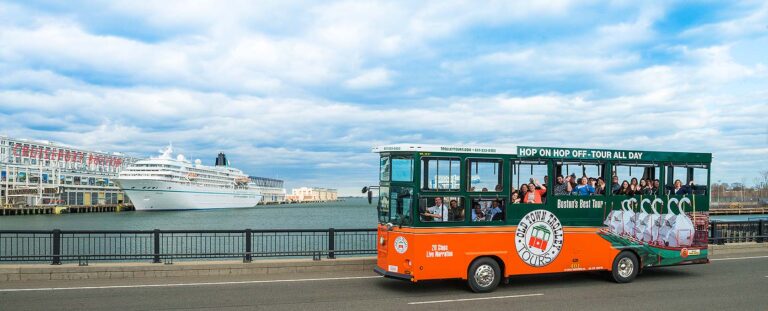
[610,251,639,283]
[467,257,501,293]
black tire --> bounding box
[611,251,639,283]
[467,257,501,293]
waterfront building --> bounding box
[287,187,338,202]
[250,177,286,204]
[0,135,137,207]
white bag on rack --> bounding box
[663,197,694,247]
[633,199,651,241]
[642,198,663,243]
[620,198,636,236]
[657,198,678,246]
[604,204,623,234]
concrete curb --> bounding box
[0,257,376,282]
[708,242,768,255]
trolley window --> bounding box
[612,163,660,195]
[380,156,390,182]
[391,156,414,182]
[421,157,460,191]
[467,158,503,192]
[511,160,548,204]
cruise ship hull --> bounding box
[117,179,262,211]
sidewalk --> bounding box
[0,257,375,282]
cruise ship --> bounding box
[116,146,262,210]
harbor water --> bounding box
[0,198,377,230]
[0,197,764,230]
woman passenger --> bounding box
[595,178,606,195]
[519,184,529,199]
[630,178,639,194]
[616,180,632,196]
[511,192,521,204]
[639,180,653,195]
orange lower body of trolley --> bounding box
[374,224,656,292]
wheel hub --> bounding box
[618,257,634,278]
[474,264,495,287]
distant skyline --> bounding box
[1,1,767,195]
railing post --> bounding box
[153,229,161,263]
[244,229,252,262]
[328,228,335,259]
[51,229,61,265]
[711,221,723,245]
[717,222,725,245]
[758,220,764,243]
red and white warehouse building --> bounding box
[0,135,137,207]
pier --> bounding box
[0,204,134,216]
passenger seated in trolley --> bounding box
[522,179,546,204]
[553,175,569,195]
[487,200,504,221]
[448,199,464,221]
[511,192,521,204]
[421,197,448,222]
[471,202,485,222]
[571,177,595,196]
[665,179,695,195]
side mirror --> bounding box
[361,186,369,194]
[368,190,373,204]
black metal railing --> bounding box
[709,220,768,244]
[2,220,767,265]
[0,228,376,264]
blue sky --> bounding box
[0,1,766,195]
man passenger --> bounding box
[611,175,620,194]
[487,200,503,221]
[422,197,448,221]
[448,199,464,221]
[553,175,569,195]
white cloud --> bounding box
[343,67,393,89]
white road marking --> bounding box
[0,275,382,292]
[408,293,543,305]
[711,255,768,261]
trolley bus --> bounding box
[367,144,710,292]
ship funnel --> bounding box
[215,152,228,166]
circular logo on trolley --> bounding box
[394,236,408,254]
[515,209,564,267]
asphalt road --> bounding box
[1,252,767,311]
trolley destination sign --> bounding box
[517,146,711,163]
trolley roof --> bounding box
[372,144,711,163]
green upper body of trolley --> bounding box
[374,144,711,228]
